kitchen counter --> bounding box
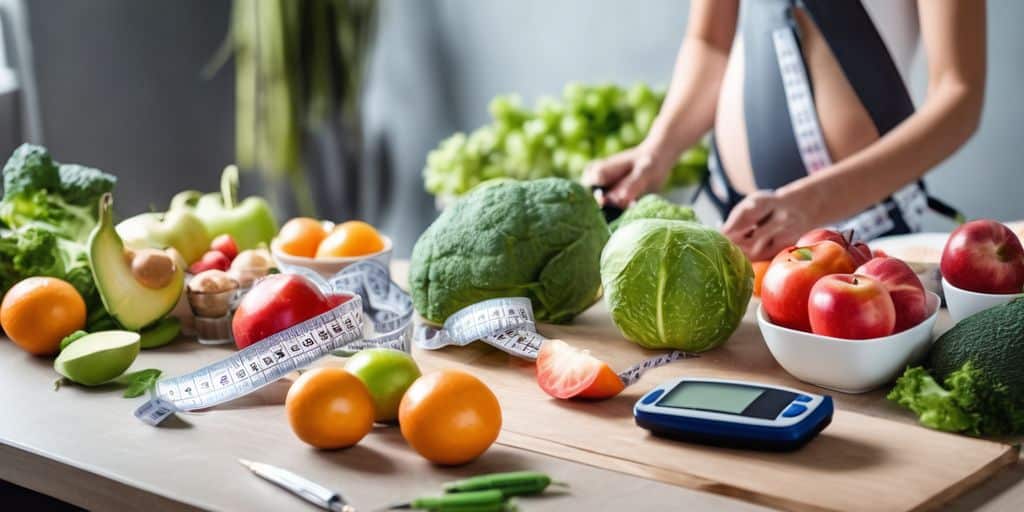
[0,262,1020,511]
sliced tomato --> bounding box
[536,340,625,400]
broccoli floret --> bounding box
[0,226,64,293]
[888,364,1024,436]
[58,164,117,207]
[2,143,60,198]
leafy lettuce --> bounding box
[887,364,1024,436]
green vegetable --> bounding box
[444,471,561,497]
[138,317,182,349]
[889,298,1024,435]
[601,219,753,351]
[174,166,278,251]
[0,144,116,244]
[0,227,99,306]
[59,330,89,352]
[407,490,504,510]
[117,369,162,398]
[424,83,709,198]
[608,194,696,232]
[410,178,609,324]
[0,227,63,290]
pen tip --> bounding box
[238,458,254,469]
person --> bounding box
[584,0,985,261]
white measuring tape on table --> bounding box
[135,261,692,426]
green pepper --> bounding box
[173,165,277,251]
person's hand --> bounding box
[721,188,821,261]
[583,142,674,207]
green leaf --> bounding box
[116,369,163,398]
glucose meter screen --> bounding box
[658,381,764,414]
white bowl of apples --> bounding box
[939,220,1024,323]
[757,230,940,394]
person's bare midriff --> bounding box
[714,8,884,195]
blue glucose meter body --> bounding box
[634,378,833,451]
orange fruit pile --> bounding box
[276,218,385,259]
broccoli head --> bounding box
[2,143,60,198]
[0,144,116,243]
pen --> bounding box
[239,459,355,512]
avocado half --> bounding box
[89,194,185,331]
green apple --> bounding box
[117,207,211,265]
[345,348,422,423]
[183,165,277,251]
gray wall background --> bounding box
[18,0,1024,256]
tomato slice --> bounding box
[536,340,625,400]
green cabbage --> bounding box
[410,178,609,324]
[601,219,753,351]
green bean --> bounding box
[409,490,503,510]
[443,471,559,496]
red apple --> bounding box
[761,241,857,332]
[808,274,896,339]
[856,257,928,332]
[796,228,871,266]
[232,273,334,349]
[941,220,1024,294]
[849,242,873,267]
[797,228,847,247]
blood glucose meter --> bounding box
[634,377,833,451]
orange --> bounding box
[398,369,501,465]
[277,217,329,258]
[1,277,86,356]
[316,221,385,258]
[285,367,375,449]
[752,260,771,297]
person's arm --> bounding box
[585,0,738,206]
[724,1,986,260]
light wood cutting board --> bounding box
[391,263,1018,512]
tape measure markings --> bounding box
[617,350,697,387]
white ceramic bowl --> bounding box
[271,235,393,278]
[942,277,1024,323]
[757,291,940,394]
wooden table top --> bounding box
[0,262,1021,511]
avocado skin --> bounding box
[928,298,1024,394]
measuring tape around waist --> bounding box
[135,261,693,426]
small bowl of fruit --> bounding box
[271,217,392,277]
[757,230,940,393]
[939,219,1024,323]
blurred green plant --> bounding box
[209,0,377,216]
[424,82,709,199]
